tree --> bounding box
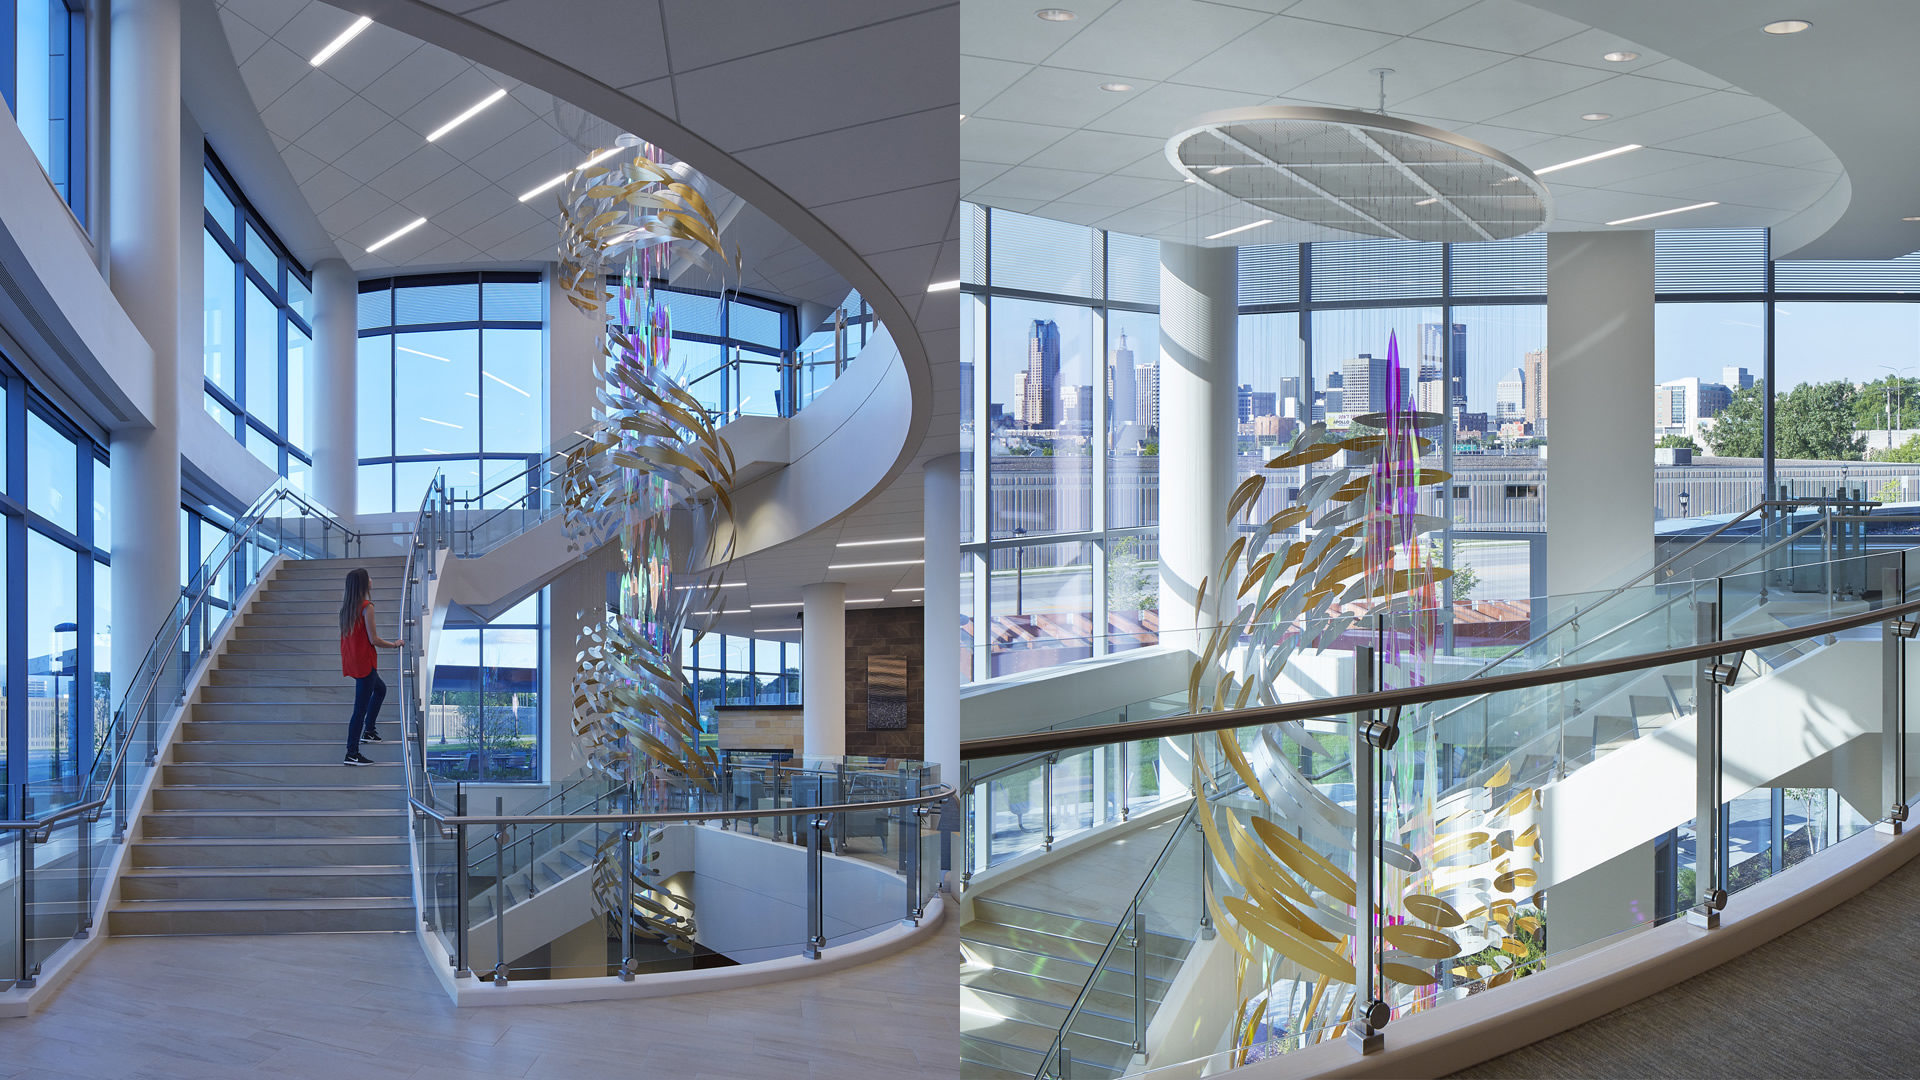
[1704,382,1765,457]
[1850,375,1920,432]
[1655,434,1700,452]
[1775,379,1865,461]
[1704,379,1867,462]
[1108,536,1157,614]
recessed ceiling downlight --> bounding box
[1602,50,1639,62]
[1762,19,1812,34]
[1036,8,1075,20]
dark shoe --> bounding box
[363,730,385,743]
[344,753,374,766]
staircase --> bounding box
[109,555,413,936]
[961,896,1191,1079]
[469,825,600,922]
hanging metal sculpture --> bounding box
[1187,330,1543,1057]
[555,139,743,952]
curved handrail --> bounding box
[1,482,361,833]
[960,593,1920,760]
[411,783,953,830]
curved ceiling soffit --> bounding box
[1516,0,1882,259]
[351,0,933,490]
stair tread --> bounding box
[134,835,408,845]
[112,897,412,911]
[146,808,404,817]
[121,864,408,877]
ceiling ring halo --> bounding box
[1166,105,1555,244]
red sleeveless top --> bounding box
[341,602,378,678]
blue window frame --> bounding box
[1,0,88,225]
[605,281,799,421]
[203,149,312,488]
[0,358,110,821]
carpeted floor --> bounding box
[1451,852,1920,1078]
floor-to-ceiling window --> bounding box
[203,152,312,490]
[682,631,801,744]
[3,0,87,224]
[1,364,109,819]
[355,272,545,514]
[425,595,542,783]
[960,206,1161,680]
[603,282,799,423]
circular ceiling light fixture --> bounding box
[1762,19,1812,33]
[1100,82,1133,92]
[1602,50,1640,62]
[1581,112,1612,121]
[1035,8,1076,21]
[1167,105,1550,243]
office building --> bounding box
[1110,330,1137,425]
[1022,318,1061,429]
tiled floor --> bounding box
[1,922,960,1079]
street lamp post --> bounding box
[1012,528,1028,613]
[1679,490,1690,520]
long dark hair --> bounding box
[339,568,373,637]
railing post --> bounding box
[1882,565,1910,834]
[75,808,92,939]
[490,797,509,986]
[453,794,470,976]
[619,798,637,980]
[960,763,975,886]
[1197,812,1214,940]
[1692,599,1728,929]
[903,802,926,927]
[16,785,32,987]
[1348,644,1386,1054]
[1130,910,1147,1053]
[1042,753,1056,852]
[804,812,829,958]
[1120,741,1132,822]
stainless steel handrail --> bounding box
[0,483,361,834]
[410,783,953,829]
[962,749,1056,789]
[961,595,1920,759]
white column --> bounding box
[545,263,601,447]
[107,0,182,700]
[311,259,357,516]
[801,581,847,759]
[923,453,961,788]
[1157,242,1238,644]
[1546,231,1655,598]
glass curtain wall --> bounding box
[203,153,312,490]
[1654,231,1920,518]
[960,206,1161,680]
[355,273,545,514]
[683,631,803,740]
[425,595,542,782]
[0,364,110,819]
[2,0,86,223]
[604,282,798,422]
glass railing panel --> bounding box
[980,757,1048,869]
[1377,655,1699,1037]
[820,801,911,947]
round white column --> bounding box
[311,259,357,517]
[801,581,847,759]
[107,0,183,700]
[1157,242,1238,646]
[922,454,961,788]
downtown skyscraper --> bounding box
[1023,319,1061,429]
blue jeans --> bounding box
[346,672,386,755]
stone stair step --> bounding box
[108,896,414,936]
[199,685,359,705]
[181,718,360,742]
[162,761,404,786]
[118,865,411,902]
[172,739,389,764]
[130,835,410,869]
[150,784,404,811]
[141,809,407,840]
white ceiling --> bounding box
[213,0,854,314]
[310,0,958,624]
[961,0,1846,244]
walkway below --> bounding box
[1453,853,1920,1078]
[1,920,957,1079]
